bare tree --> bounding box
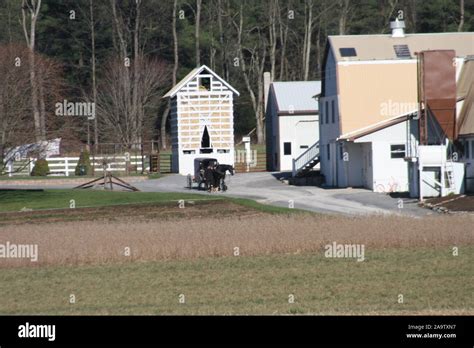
[90,0,98,149]
[0,44,63,174]
[302,0,314,81]
[195,0,202,66]
[338,0,351,35]
[278,0,290,80]
[232,3,267,144]
[97,58,169,147]
[268,0,278,79]
[161,0,179,150]
[21,0,43,141]
[0,44,32,170]
[458,0,465,32]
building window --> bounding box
[201,126,211,148]
[390,144,406,159]
[339,144,344,160]
[284,142,292,155]
[325,101,329,124]
[300,145,309,149]
[471,140,474,159]
[465,140,470,159]
[327,144,330,160]
[199,77,211,91]
[320,103,324,124]
[331,100,335,123]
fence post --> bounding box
[65,158,69,177]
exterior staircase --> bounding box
[292,141,320,177]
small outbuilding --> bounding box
[163,65,239,175]
[265,81,321,172]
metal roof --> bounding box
[458,59,474,136]
[328,32,474,62]
[270,81,321,113]
[338,110,416,141]
[163,65,239,98]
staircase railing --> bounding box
[292,141,319,177]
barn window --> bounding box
[390,144,406,159]
[284,142,292,155]
[201,126,211,148]
[325,101,329,124]
[199,77,211,91]
[331,100,335,123]
[320,103,324,124]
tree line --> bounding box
[0,0,471,158]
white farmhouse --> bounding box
[265,81,321,173]
[163,65,239,175]
[319,20,474,197]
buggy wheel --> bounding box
[186,174,192,189]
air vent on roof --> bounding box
[394,44,411,59]
[339,47,357,57]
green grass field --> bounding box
[0,189,301,215]
[0,189,218,212]
[1,246,472,315]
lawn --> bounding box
[0,189,219,212]
[0,246,472,315]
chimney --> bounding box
[263,72,272,112]
[390,18,405,38]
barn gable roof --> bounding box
[163,65,239,98]
[270,81,321,115]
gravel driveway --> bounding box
[136,172,432,217]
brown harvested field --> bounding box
[1,213,473,268]
[425,194,474,211]
[0,200,262,226]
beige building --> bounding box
[318,20,474,196]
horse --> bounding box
[213,164,234,192]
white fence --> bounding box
[5,155,148,177]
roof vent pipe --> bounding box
[390,18,405,38]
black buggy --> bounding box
[186,157,234,192]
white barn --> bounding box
[265,81,321,173]
[164,65,239,175]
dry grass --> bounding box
[1,214,473,268]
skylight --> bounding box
[339,47,357,57]
[394,44,411,59]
